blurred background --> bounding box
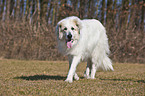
[0,0,144,63]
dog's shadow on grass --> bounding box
[14,75,66,81]
[100,78,145,83]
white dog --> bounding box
[56,16,114,83]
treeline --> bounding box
[0,0,144,63]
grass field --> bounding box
[0,59,144,96]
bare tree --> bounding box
[47,0,53,22]
[120,0,129,27]
[20,0,24,19]
[6,0,11,21]
[40,0,49,23]
[52,0,57,26]
[37,0,41,28]
[87,0,96,18]
[95,0,99,19]
[71,0,78,12]
[106,0,113,23]
[24,0,31,21]
[0,0,5,20]
[15,0,20,21]
[9,0,15,19]
[79,0,87,18]
[101,0,105,24]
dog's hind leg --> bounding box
[84,59,92,79]
[90,63,97,79]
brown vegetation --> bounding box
[0,0,144,63]
[0,59,144,95]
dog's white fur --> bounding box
[56,16,114,83]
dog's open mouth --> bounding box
[66,39,73,48]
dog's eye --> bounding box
[71,27,74,30]
[64,27,67,30]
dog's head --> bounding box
[56,16,82,48]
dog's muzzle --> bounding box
[66,33,73,48]
[67,33,72,41]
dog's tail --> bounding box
[101,56,114,71]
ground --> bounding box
[0,59,144,96]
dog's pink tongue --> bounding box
[67,41,72,48]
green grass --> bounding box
[0,59,144,96]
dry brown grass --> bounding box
[0,59,144,96]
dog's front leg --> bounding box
[65,56,81,83]
[68,55,79,81]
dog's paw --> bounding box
[74,76,79,81]
[74,74,79,80]
[65,79,73,83]
[84,74,90,79]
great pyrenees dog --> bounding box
[56,16,114,83]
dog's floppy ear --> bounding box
[73,17,82,33]
[56,23,63,40]
[58,24,62,32]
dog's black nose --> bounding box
[67,33,72,40]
